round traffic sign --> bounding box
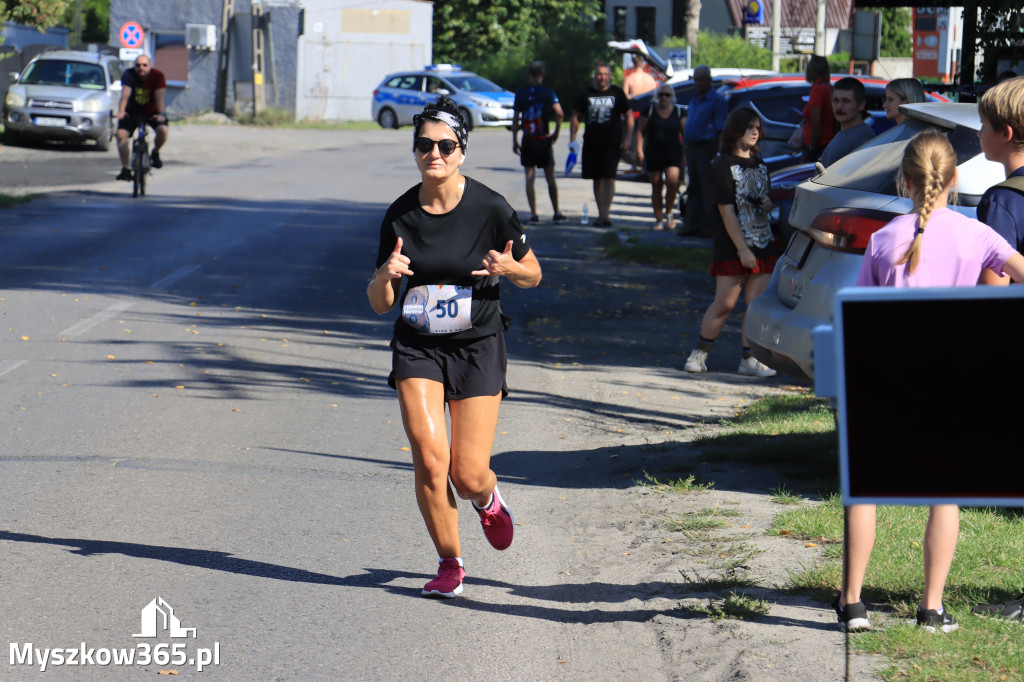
[119,22,145,49]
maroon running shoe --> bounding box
[476,485,514,550]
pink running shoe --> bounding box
[421,558,465,598]
[476,485,515,550]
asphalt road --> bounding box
[0,124,814,680]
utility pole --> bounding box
[770,0,781,71]
[73,0,82,46]
[814,0,827,55]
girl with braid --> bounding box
[832,131,1024,633]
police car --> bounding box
[371,65,515,131]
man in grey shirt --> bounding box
[819,77,876,167]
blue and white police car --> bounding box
[371,65,515,131]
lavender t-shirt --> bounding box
[856,208,1017,287]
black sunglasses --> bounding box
[657,92,673,98]
[414,137,459,156]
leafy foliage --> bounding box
[433,0,602,65]
[62,0,110,44]
[860,7,912,59]
[0,0,71,29]
[459,13,614,120]
[662,31,771,71]
[975,2,1024,83]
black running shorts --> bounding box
[581,143,621,179]
[521,138,554,168]
[389,332,508,399]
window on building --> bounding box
[152,31,188,87]
[613,7,627,41]
[636,7,656,45]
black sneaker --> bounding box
[973,592,1024,622]
[917,605,959,633]
[833,597,871,632]
[552,213,568,223]
[116,168,132,181]
[150,150,162,169]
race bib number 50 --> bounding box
[402,285,473,334]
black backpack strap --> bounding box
[995,175,1024,196]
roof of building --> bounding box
[726,0,854,30]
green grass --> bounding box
[636,471,714,493]
[0,193,31,209]
[600,230,711,271]
[664,505,741,532]
[768,484,805,505]
[685,592,772,621]
[692,392,838,489]
[180,108,380,129]
[698,394,1024,681]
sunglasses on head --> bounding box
[414,137,459,156]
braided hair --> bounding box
[895,131,957,275]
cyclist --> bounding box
[115,55,168,181]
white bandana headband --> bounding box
[414,108,469,152]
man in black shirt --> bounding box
[569,62,632,226]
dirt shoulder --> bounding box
[497,173,885,680]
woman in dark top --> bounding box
[368,96,542,599]
[683,107,779,378]
[635,84,686,230]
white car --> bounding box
[744,102,1006,383]
[3,49,124,150]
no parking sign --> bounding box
[119,21,145,50]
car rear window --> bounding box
[814,119,988,205]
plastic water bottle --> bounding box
[581,203,589,225]
[565,140,580,176]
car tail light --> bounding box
[807,207,901,253]
[373,89,378,98]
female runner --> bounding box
[368,96,542,598]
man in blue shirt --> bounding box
[512,61,566,224]
[679,65,727,237]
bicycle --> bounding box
[128,115,158,198]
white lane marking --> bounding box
[148,263,202,290]
[59,301,135,337]
[0,360,27,377]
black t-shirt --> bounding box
[376,176,530,342]
[574,85,629,149]
[709,153,776,262]
[121,67,167,116]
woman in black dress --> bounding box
[635,84,685,230]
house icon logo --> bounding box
[133,597,197,639]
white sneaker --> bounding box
[737,356,777,378]
[684,349,708,373]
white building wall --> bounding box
[296,0,432,122]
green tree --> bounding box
[662,31,771,70]
[63,0,111,44]
[433,0,603,65]
[462,15,612,119]
[869,7,912,58]
[0,0,72,29]
[975,1,1023,83]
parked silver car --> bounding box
[744,103,1006,383]
[371,65,515,131]
[3,49,124,151]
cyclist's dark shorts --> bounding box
[118,116,169,134]
[521,137,554,168]
[388,331,508,400]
